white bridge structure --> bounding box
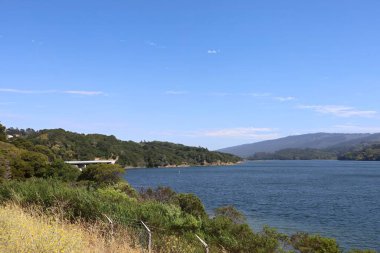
[65,159,117,169]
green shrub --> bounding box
[174,193,207,218]
[140,186,177,203]
[10,151,49,179]
[290,232,341,253]
[0,179,372,253]
[110,181,139,199]
[348,250,377,253]
[47,159,81,181]
[78,164,124,186]
[0,123,6,142]
[215,205,247,224]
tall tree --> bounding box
[0,123,6,142]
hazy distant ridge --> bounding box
[219,133,380,158]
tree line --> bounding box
[3,125,240,168]
[248,146,380,161]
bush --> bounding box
[174,193,207,218]
[47,159,81,181]
[290,232,341,253]
[140,186,177,203]
[215,205,247,224]
[78,164,124,186]
[111,181,139,199]
[11,151,49,179]
[348,250,377,253]
[0,123,6,142]
[203,216,287,253]
[0,179,372,253]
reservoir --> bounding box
[125,160,380,251]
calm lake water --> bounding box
[124,161,380,251]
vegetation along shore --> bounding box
[0,123,377,252]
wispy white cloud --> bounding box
[238,92,296,102]
[164,90,295,103]
[157,127,279,140]
[274,96,295,102]
[31,39,44,45]
[164,90,188,95]
[146,41,157,47]
[243,92,272,97]
[299,105,377,118]
[199,127,277,139]
[0,88,55,94]
[63,90,105,96]
[145,40,165,49]
[0,88,105,96]
[207,49,219,54]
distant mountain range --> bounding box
[219,133,380,158]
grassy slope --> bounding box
[0,179,376,252]
[0,204,141,253]
[0,179,283,253]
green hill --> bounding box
[6,127,240,168]
[248,148,337,160]
[219,133,380,158]
[338,144,380,161]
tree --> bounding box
[10,151,49,179]
[33,145,56,161]
[78,164,124,185]
[0,123,6,142]
[47,159,81,181]
[174,193,206,218]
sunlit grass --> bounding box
[0,203,141,253]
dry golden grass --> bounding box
[0,203,141,253]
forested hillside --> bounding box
[5,126,240,168]
[0,140,79,181]
[248,148,337,160]
[247,145,380,161]
[338,144,380,161]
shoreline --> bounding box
[124,161,243,170]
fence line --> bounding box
[102,214,210,253]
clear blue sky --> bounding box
[1,0,380,150]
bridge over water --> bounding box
[64,159,117,169]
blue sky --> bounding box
[1,0,380,150]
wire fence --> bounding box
[101,214,209,253]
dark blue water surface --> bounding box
[124,161,380,251]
